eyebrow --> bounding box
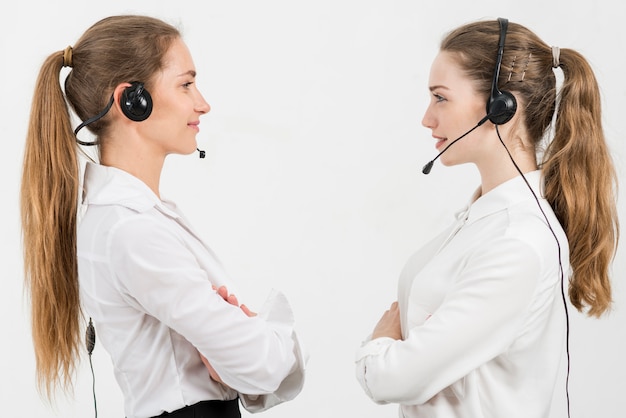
[429,85,449,92]
[178,70,197,78]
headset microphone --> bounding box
[421,115,489,174]
[197,148,206,158]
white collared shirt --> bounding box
[77,162,305,418]
[355,171,570,418]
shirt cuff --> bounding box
[258,288,295,328]
[239,289,307,412]
[354,337,395,404]
[355,336,396,362]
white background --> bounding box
[1,1,624,417]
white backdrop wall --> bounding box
[1,1,624,417]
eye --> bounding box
[433,93,446,103]
[182,81,194,89]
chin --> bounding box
[180,143,198,156]
[439,158,455,167]
[439,154,467,167]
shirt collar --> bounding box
[464,170,544,225]
[82,162,180,218]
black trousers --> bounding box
[153,399,241,418]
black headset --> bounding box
[74,81,153,142]
[487,18,517,125]
[120,81,153,122]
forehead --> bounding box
[428,51,466,87]
[161,38,196,74]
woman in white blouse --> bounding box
[355,17,618,418]
[21,15,305,418]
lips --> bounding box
[434,136,447,150]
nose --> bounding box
[421,105,435,129]
[195,91,211,114]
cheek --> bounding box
[454,106,487,134]
[470,99,489,123]
[146,103,179,130]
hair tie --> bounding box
[551,46,560,68]
[63,46,73,68]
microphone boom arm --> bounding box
[422,115,490,174]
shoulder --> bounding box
[459,200,567,290]
[80,203,184,259]
[505,198,567,259]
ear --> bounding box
[112,83,134,116]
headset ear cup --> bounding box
[120,82,153,122]
[487,90,517,125]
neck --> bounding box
[477,148,538,195]
[101,139,165,198]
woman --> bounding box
[21,15,305,418]
[355,17,618,417]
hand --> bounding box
[200,353,225,384]
[199,285,258,384]
[372,301,402,340]
[213,285,257,317]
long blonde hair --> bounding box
[441,19,619,317]
[20,15,180,398]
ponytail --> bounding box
[20,50,81,397]
[542,48,619,317]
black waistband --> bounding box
[153,398,240,418]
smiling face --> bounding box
[139,38,211,157]
[421,51,492,168]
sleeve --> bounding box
[238,290,307,413]
[355,235,543,405]
[109,215,305,398]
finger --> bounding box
[199,352,223,383]
[227,294,239,306]
[217,286,229,300]
[240,304,257,317]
